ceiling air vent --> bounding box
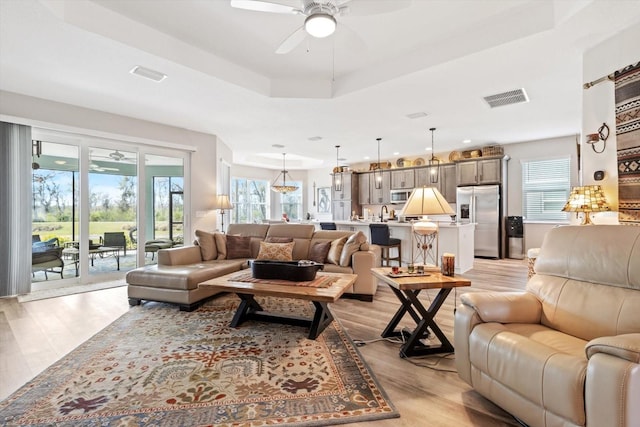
[130,66,167,83]
[483,88,529,108]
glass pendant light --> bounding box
[429,128,440,184]
[374,138,383,190]
[333,145,343,192]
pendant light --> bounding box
[374,137,383,190]
[333,145,343,192]
[271,153,298,193]
[429,128,440,184]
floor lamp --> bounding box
[213,194,233,233]
[401,186,455,267]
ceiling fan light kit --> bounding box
[304,13,336,38]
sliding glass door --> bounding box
[31,141,78,283]
[29,130,189,289]
[87,147,138,279]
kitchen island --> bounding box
[332,220,475,273]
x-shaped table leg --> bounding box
[382,285,454,357]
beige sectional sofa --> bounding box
[455,225,640,427]
[126,223,381,311]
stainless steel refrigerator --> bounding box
[456,185,501,258]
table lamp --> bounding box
[213,194,233,233]
[561,185,610,225]
[402,186,455,266]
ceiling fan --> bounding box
[231,0,351,54]
[109,150,126,161]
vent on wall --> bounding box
[483,88,529,108]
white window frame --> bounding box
[231,177,270,224]
[279,181,303,220]
[521,157,571,222]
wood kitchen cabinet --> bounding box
[358,173,371,204]
[331,172,360,220]
[390,169,415,189]
[332,200,359,221]
[415,164,456,203]
[369,170,391,204]
[331,172,355,200]
[456,158,502,185]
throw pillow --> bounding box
[326,236,348,265]
[194,229,217,261]
[215,232,227,260]
[256,241,295,261]
[265,236,294,243]
[339,231,367,267]
[308,241,331,264]
[226,235,252,259]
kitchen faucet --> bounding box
[380,205,388,222]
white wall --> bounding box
[307,168,333,221]
[582,22,640,217]
[503,135,579,217]
[0,90,220,239]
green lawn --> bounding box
[32,221,171,247]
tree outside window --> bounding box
[231,178,269,223]
[281,182,303,220]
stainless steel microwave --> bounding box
[390,189,411,204]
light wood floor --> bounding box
[0,258,528,426]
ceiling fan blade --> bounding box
[230,0,299,14]
[275,26,307,54]
[336,23,366,52]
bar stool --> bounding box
[320,222,337,230]
[369,223,402,266]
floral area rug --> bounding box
[0,296,398,426]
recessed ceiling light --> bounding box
[54,160,66,165]
[308,136,323,142]
[272,144,285,148]
[425,147,432,151]
[393,152,400,156]
[364,156,370,160]
[462,139,472,144]
[406,112,428,119]
[130,66,167,83]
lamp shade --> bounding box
[561,185,609,225]
[402,186,455,217]
[212,194,233,210]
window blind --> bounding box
[522,157,571,221]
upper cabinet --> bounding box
[456,158,502,186]
[390,169,415,189]
[331,172,358,201]
[358,173,371,204]
[415,164,456,203]
[370,171,391,204]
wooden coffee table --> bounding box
[199,272,357,339]
[371,267,471,357]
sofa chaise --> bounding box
[454,225,640,427]
[126,223,381,311]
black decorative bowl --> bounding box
[250,260,324,281]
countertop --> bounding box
[333,220,474,228]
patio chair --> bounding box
[102,232,127,256]
[129,227,172,260]
[32,237,64,280]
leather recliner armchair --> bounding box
[454,225,640,427]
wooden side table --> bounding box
[371,267,471,358]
